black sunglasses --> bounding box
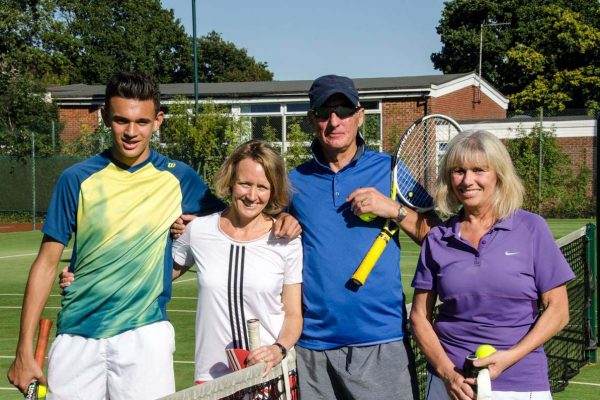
[311,105,360,120]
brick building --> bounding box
[48,72,508,151]
[48,72,595,194]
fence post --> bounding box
[587,223,598,363]
[31,131,36,230]
[538,108,543,215]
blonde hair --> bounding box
[213,140,290,215]
[435,130,524,219]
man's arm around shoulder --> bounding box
[7,235,64,394]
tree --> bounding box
[1,2,274,86]
[506,125,593,217]
[198,31,273,82]
[0,0,71,83]
[432,0,600,114]
[160,98,244,185]
[0,67,61,157]
[52,0,193,84]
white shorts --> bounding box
[426,373,553,400]
[47,321,176,400]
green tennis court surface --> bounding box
[0,219,596,399]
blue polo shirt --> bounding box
[412,209,575,391]
[289,141,407,350]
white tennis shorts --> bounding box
[47,321,176,400]
[426,373,553,400]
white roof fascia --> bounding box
[430,73,509,110]
[461,118,597,139]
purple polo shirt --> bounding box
[412,209,574,391]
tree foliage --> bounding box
[0,0,71,84]
[52,0,192,84]
[433,0,600,114]
[199,31,273,83]
[0,1,274,85]
[0,67,61,157]
[160,98,244,186]
[506,126,593,217]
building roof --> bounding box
[47,73,468,99]
[47,72,509,109]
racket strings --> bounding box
[394,118,461,210]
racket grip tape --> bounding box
[25,319,52,400]
[247,319,261,351]
[351,228,394,286]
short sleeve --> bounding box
[42,170,79,245]
[172,223,195,267]
[532,217,575,293]
[177,165,225,215]
[283,236,303,285]
[411,233,438,291]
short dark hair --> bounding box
[105,71,161,114]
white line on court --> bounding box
[0,306,196,313]
[0,294,196,300]
[569,381,600,387]
[173,278,196,285]
[0,248,73,260]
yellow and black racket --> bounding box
[351,114,462,286]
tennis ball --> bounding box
[359,212,377,222]
[38,384,47,398]
[475,344,497,359]
[408,191,414,198]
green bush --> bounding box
[507,126,594,218]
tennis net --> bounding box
[409,223,597,399]
[159,349,298,400]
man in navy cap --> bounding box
[287,75,436,399]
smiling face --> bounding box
[450,157,498,213]
[102,96,164,167]
[230,158,272,223]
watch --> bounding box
[394,204,408,225]
[273,342,287,358]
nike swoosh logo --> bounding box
[505,251,519,256]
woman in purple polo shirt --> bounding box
[410,130,574,400]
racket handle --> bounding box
[351,227,394,286]
[34,319,52,367]
[25,319,52,400]
[247,319,261,351]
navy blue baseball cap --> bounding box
[308,75,359,109]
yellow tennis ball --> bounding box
[408,191,414,198]
[38,384,47,398]
[359,212,377,222]
[475,344,497,359]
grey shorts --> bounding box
[296,339,418,400]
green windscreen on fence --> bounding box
[409,223,597,399]
[0,156,85,213]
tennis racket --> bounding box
[25,319,52,400]
[351,114,462,286]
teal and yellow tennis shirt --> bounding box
[43,150,223,338]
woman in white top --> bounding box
[172,139,303,382]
